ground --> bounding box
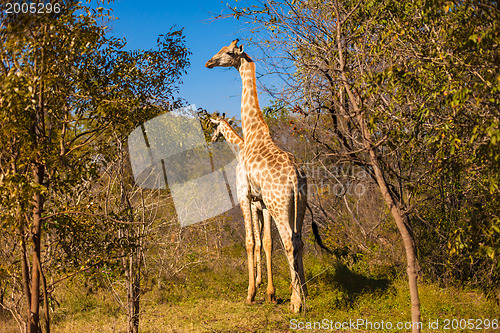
[1,252,497,332]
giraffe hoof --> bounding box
[246,299,257,305]
[290,302,302,313]
[267,294,277,304]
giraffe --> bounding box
[206,39,308,312]
[210,116,276,303]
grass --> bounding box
[2,252,498,333]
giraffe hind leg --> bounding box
[293,232,307,298]
[273,211,302,313]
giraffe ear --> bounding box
[235,44,244,55]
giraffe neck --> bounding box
[238,57,270,142]
[219,119,244,150]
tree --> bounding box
[0,1,190,332]
[379,0,500,297]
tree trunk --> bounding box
[20,223,32,332]
[29,163,45,333]
[29,51,47,332]
[368,150,421,331]
[126,249,141,333]
[333,2,421,318]
[341,70,421,331]
[36,255,50,333]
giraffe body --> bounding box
[206,40,308,312]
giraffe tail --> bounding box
[293,175,299,234]
[307,203,332,254]
[293,174,299,234]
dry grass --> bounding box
[1,213,498,333]
[2,257,498,333]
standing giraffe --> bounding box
[206,39,308,312]
[211,116,276,303]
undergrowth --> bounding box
[2,250,498,332]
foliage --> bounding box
[371,0,500,296]
[0,1,190,330]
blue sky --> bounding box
[107,0,269,119]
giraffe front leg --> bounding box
[251,203,262,288]
[241,196,256,304]
[235,163,256,304]
[262,208,276,304]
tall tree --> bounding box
[380,0,500,297]
[0,1,190,332]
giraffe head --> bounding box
[210,117,223,142]
[205,39,246,69]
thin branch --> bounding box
[41,211,148,225]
